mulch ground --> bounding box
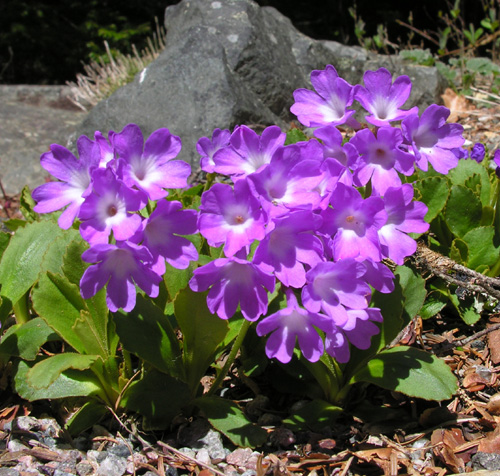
[2,88,500,476]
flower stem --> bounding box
[207,318,252,396]
[13,293,29,324]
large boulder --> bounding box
[74,0,446,166]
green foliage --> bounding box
[350,346,458,400]
[411,156,500,324]
[283,399,343,432]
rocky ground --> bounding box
[0,85,85,197]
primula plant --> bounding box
[2,64,484,446]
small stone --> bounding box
[108,444,130,458]
[226,448,252,467]
[8,439,29,452]
[177,447,196,459]
[198,429,227,461]
[165,465,178,476]
[13,416,40,432]
[195,448,211,465]
[53,470,76,476]
[75,462,94,476]
[37,418,62,438]
[86,450,108,463]
[240,470,256,476]
[97,455,127,476]
[221,464,238,476]
[0,469,20,476]
[472,451,500,471]
[126,453,147,474]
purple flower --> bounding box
[349,127,415,195]
[302,259,371,320]
[291,65,359,128]
[314,125,358,170]
[378,185,429,265]
[196,128,231,173]
[94,131,116,168]
[253,210,324,288]
[469,143,485,162]
[452,147,468,159]
[32,135,100,229]
[321,183,387,262]
[248,142,324,218]
[354,68,418,126]
[325,308,383,363]
[361,260,395,294]
[189,256,275,321]
[137,199,199,275]
[79,168,143,244]
[402,105,465,174]
[212,125,285,178]
[112,124,191,201]
[80,241,162,312]
[198,179,267,257]
[256,290,334,363]
[493,149,500,176]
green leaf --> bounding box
[13,359,104,401]
[413,176,450,223]
[114,295,184,379]
[27,353,99,389]
[0,232,11,262]
[3,218,28,231]
[448,292,481,324]
[285,128,308,145]
[164,262,194,301]
[444,185,482,238]
[41,229,82,276]
[350,346,458,401]
[397,265,427,321]
[20,186,37,221]
[462,226,500,270]
[450,238,469,264]
[447,159,491,207]
[32,272,110,357]
[62,238,89,285]
[121,369,190,429]
[283,399,342,432]
[0,317,58,361]
[65,401,108,436]
[194,396,268,447]
[419,290,448,319]
[174,288,230,395]
[480,205,495,226]
[343,266,426,384]
[0,221,64,304]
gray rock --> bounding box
[97,455,127,476]
[75,0,445,168]
[472,451,500,471]
[0,469,20,476]
[197,428,228,460]
[75,462,93,476]
[108,444,131,458]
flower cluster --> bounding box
[188,66,464,364]
[32,65,466,365]
[33,124,199,312]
